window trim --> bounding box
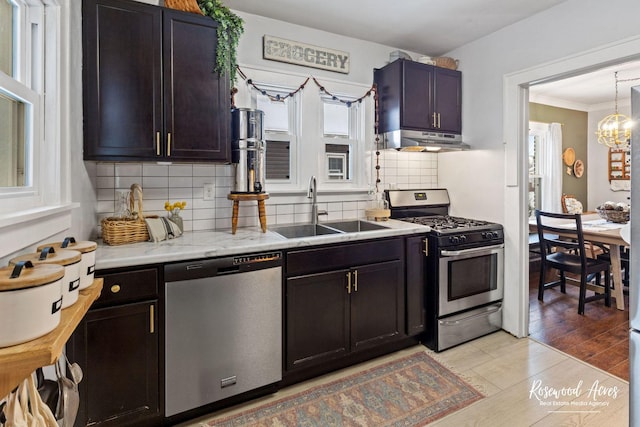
[235,65,372,195]
[0,0,73,258]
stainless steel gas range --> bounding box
[386,189,504,351]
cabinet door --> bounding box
[350,260,404,352]
[401,60,434,130]
[69,301,159,427]
[83,0,162,160]
[163,10,230,162]
[405,236,426,335]
[286,271,350,371]
[433,67,462,133]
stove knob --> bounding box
[459,235,467,243]
[449,236,459,244]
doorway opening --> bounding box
[511,50,640,381]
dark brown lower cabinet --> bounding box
[285,239,405,372]
[405,235,427,335]
[68,268,160,427]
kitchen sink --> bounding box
[323,220,389,233]
[271,220,389,239]
[270,224,343,239]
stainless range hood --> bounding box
[382,130,470,152]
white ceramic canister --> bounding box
[10,247,82,308]
[38,237,97,289]
[0,261,64,347]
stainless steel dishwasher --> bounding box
[164,252,282,417]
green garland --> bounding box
[198,0,244,84]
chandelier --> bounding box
[596,71,637,148]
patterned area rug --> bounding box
[206,351,483,426]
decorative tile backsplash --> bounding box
[93,150,438,235]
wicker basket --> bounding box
[164,0,203,14]
[101,184,150,245]
[596,208,630,223]
[433,56,459,70]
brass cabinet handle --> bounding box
[353,270,358,292]
[156,132,160,156]
[432,112,437,127]
[346,271,352,294]
[110,284,121,293]
[167,132,172,157]
[150,304,155,334]
[437,113,441,128]
[423,238,429,256]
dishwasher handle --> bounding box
[165,251,282,282]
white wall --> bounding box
[440,0,640,336]
[587,103,632,209]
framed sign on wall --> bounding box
[263,35,350,74]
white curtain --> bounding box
[539,122,563,213]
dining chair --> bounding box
[598,247,630,290]
[535,210,611,315]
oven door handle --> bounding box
[440,243,504,257]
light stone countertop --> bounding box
[95,219,430,270]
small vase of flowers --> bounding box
[165,201,187,232]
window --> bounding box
[0,0,71,258]
[321,96,360,183]
[255,86,299,185]
[239,68,371,193]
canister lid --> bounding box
[10,247,82,267]
[0,261,65,291]
[37,237,97,254]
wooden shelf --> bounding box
[0,278,103,398]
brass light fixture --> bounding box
[596,71,633,148]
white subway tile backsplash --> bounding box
[97,200,115,214]
[214,218,232,230]
[143,176,169,188]
[216,165,233,177]
[193,177,214,187]
[96,163,115,176]
[96,176,115,189]
[342,201,358,211]
[169,177,193,188]
[97,188,115,201]
[294,213,309,223]
[191,199,216,209]
[168,187,193,200]
[169,165,193,176]
[142,164,169,176]
[276,204,294,215]
[92,154,438,232]
[142,188,169,200]
[114,176,140,189]
[115,164,142,176]
[276,214,294,224]
[193,164,217,177]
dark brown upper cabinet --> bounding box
[82,0,230,162]
[375,58,462,134]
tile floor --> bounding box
[179,331,629,426]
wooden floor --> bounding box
[529,261,629,381]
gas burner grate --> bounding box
[401,215,491,230]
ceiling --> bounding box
[231,0,640,108]
[529,60,640,108]
[231,0,569,56]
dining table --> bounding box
[529,212,629,311]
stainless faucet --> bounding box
[308,176,328,225]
